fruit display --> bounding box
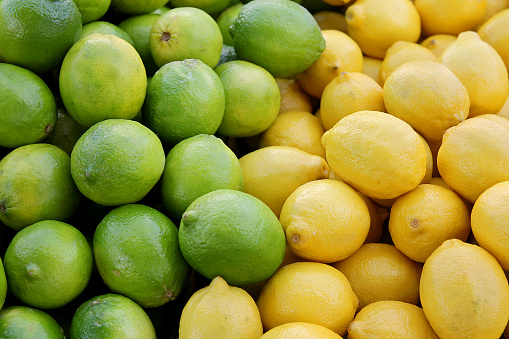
[0,0,509,337]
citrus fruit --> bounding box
[79,21,134,45]
[179,276,263,339]
[276,78,312,114]
[320,71,385,131]
[0,0,82,73]
[70,119,165,206]
[332,243,422,309]
[110,0,169,14]
[3,220,93,309]
[280,179,370,263]
[420,239,509,339]
[439,31,509,117]
[178,189,286,287]
[70,293,157,338]
[498,96,509,118]
[345,0,421,59]
[257,261,359,335]
[216,4,243,46]
[261,322,343,339]
[160,134,243,222]
[142,59,225,145]
[478,8,509,72]
[44,107,87,156]
[149,7,223,68]
[170,0,231,16]
[471,181,509,270]
[0,306,65,339]
[313,11,347,32]
[0,63,57,148]
[322,110,427,200]
[383,60,470,142]
[296,30,363,98]
[214,60,280,138]
[239,146,329,217]
[73,0,111,24]
[358,192,390,244]
[0,258,6,310]
[420,34,457,58]
[217,44,238,67]
[478,0,509,27]
[347,301,439,339]
[0,143,81,231]
[231,0,325,78]
[361,56,383,86]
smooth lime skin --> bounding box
[3,220,93,309]
[0,63,57,148]
[179,189,286,287]
[111,0,169,14]
[70,293,157,338]
[170,0,230,16]
[0,306,65,339]
[73,0,111,24]
[0,143,81,231]
[93,204,190,308]
[79,21,134,45]
[216,3,243,46]
[0,0,82,73]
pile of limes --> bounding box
[0,0,509,337]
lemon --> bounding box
[179,276,263,339]
[44,108,87,156]
[59,34,147,127]
[437,116,509,203]
[259,111,326,158]
[320,72,385,131]
[471,181,509,270]
[239,146,329,217]
[257,262,359,335]
[361,56,383,86]
[420,239,509,339]
[79,21,134,45]
[347,301,439,339]
[383,60,470,142]
[420,34,457,58]
[296,30,363,98]
[477,0,509,27]
[415,0,487,36]
[276,78,313,114]
[345,0,421,58]
[419,136,434,184]
[110,0,168,14]
[0,306,65,338]
[498,95,509,119]
[73,0,111,24]
[261,322,343,339]
[379,41,437,84]
[440,31,509,117]
[358,193,390,244]
[478,9,509,72]
[216,4,243,46]
[280,179,370,263]
[313,11,347,32]
[322,110,427,200]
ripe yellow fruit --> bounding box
[388,184,471,263]
[477,0,509,28]
[297,30,363,98]
[332,243,422,309]
[420,34,457,58]
[280,179,371,263]
[362,56,383,86]
[358,192,390,244]
[276,78,312,114]
[260,322,343,339]
[257,262,359,335]
[313,11,347,32]
[497,95,509,118]
[478,8,509,72]
[345,0,421,58]
[419,135,434,184]
[420,239,509,339]
[321,110,427,200]
[320,72,385,131]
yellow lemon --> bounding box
[358,192,390,244]
[362,56,383,86]
[261,322,343,339]
[347,301,439,339]
[257,262,359,335]
[420,239,509,339]
[440,31,509,117]
[420,34,457,58]
[332,243,422,309]
[297,30,363,98]
[388,184,471,263]
[280,179,370,263]
[276,78,313,114]
[345,0,421,58]
[477,0,509,28]
[383,60,470,142]
[497,95,509,118]
[321,110,427,200]
[320,72,385,131]
[419,135,434,184]
[179,276,263,339]
[478,8,509,72]
[415,0,487,36]
[239,146,329,217]
[259,111,326,158]
[313,11,347,32]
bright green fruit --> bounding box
[0,306,65,339]
[79,21,134,45]
[111,0,169,14]
[72,0,112,24]
[45,108,88,156]
[170,0,231,16]
[217,4,243,46]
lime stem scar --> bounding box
[161,32,171,41]
[0,204,5,213]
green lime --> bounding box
[3,220,93,309]
[216,3,243,46]
[0,258,6,310]
[150,7,223,68]
[79,21,134,45]
[217,44,238,66]
[0,306,65,339]
[0,0,82,74]
[161,134,244,222]
[0,143,81,231]
[70,293,157,338]
[231,0,325,78]
[214,60,280,137]
[70,119,165,206]
[93,204,190,308]
[179,189,286,286]
[111,0,169,14]
[151,6,171,15]
[59,34,147,127]
[0,63,57,148]
[73,0,111,24]
[170,0,230,16]
[45,107,88,156]
[142,59,225,145]
[118,14,161,76]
